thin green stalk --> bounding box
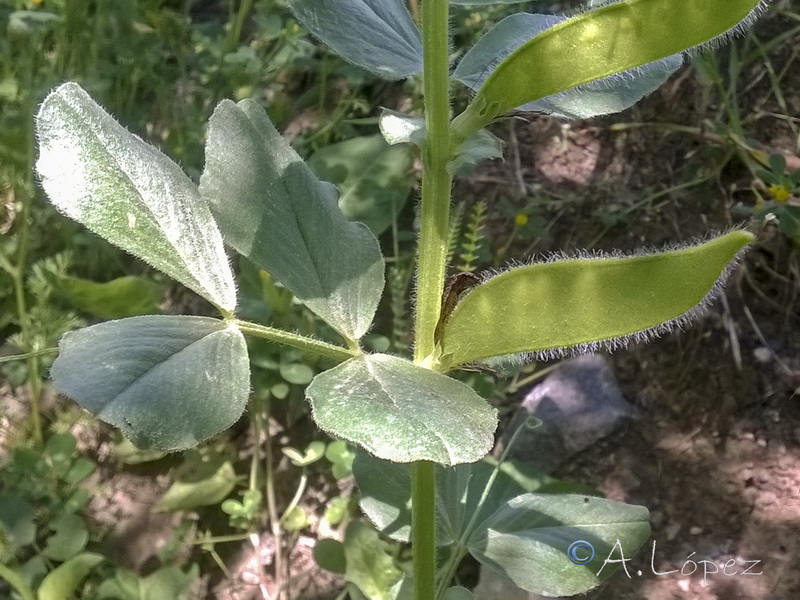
[413,0,452,597]
[412,461,437,599]
[280,469,308,523]
[232,319,360,363]
[13,87,44,448]
[192,533,251,545]
[227,0,256,53]
[415,0,452,365]
[263,398,286,600]
[249,399,262,491]
[0,348,58,365]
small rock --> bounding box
[756,438,768,448]
[753,347,772,364]
[689,526,703,535]
[501,355,634,472]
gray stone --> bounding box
[501,355,634,472]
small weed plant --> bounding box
[30,0,768,598]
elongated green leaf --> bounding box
[200,100,384,341]
[440,231,753,368]
[35,83,236,312]
[37,552,103,600]
[453,13,682,120]
[287,0,422,79]
[306,354,497,465]
[51,316,250,451]
[469,494,650,597]
[60,275,164,319]
[308,135,413,235]
[451,0,766,139]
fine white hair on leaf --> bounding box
[473,229,750,369]
[572,0,773,58]
[685,1,772,56]
[476,0,772,118]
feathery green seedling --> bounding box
[456,201,488,273]
[32,0,768,597]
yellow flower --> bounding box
[768,184,791,203]
[515,212,529,227]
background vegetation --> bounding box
[1,0,799,599]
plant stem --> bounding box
[412,461,437,599]
[13,86,44,448]
[0,348,58,365]
[280,470,308,522]
[226,0,255,53]
[412,0,451,598]
[192,533,251,545]
[415,0,452,364]
[232,319,360,363]
[263,398,285,600]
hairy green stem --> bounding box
[415,0,453,364]
[412,461,437,599]
[232,319,360,363]
[412,0,452,598]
